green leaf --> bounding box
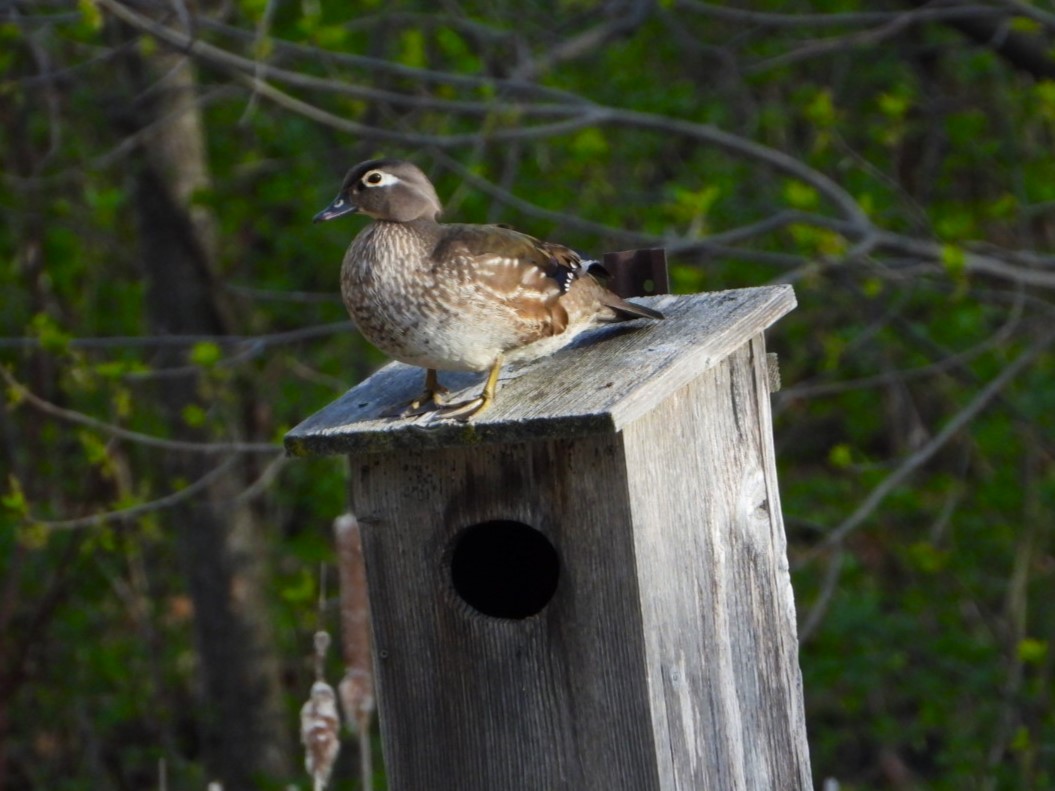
[985,193,1017,220]
[77,430,111,467]
[280,568,317,604]
[93,360,148,379]
[1017,638,1047,664]
[878,91,911,120]
[4,373,24,408]
[181,404,207,428]
[1009,17,1041,35]
[907,541,947,573]
[828,444,853,469]
[1010,725,1032,752]
[784,181,819,210]
[2,475,28,518]
[112,387,132,420]
[400,29,427,69]
[862,277,884,298]
[238,0,268,19]
[77,0,103,31]
[666,184,722,227]
[1035,80,1055,122]
[570,128,609,158]
[804,89,836,128]
[936,216,974,242]
[137,35,157,58]
[312,24,348,49]
[939,243,967,275]
[189,341,222,368]
[28,313,72,354]
[17,522,49,550]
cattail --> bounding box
[300,678,340,790]
[334,513,375,789]
[334,514,375,731]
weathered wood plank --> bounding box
[349,435,662,791]
[621,334,812,790]
[346,332,810,790]
[285,285,796,456]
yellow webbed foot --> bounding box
[433,357,501,422]
[385,369,450,417]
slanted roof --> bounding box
[284,285,795,456]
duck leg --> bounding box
[436,357,502,421]
[393,368,449,417]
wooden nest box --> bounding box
[286,283,811,790]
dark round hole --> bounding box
[450,521,559,619]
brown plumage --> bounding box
[314,159,663,419]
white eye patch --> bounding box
[362,170,400,187]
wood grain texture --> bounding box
[296,283,808,789]
[349,435,662,791]
[344,333,810,790]
[284,285,796,456]
[621,334,812,790]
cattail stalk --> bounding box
[334,513,375,790]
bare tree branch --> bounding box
[95,0,870,226]
[96,0,592,115]
[197,18,590,104]
[511,0,655,81]
[996,0,1055,31]
[0,85,240,187]
[224,284,342,304]
[430,151,660,244]
[779,291,1025,401]
[28,454,241,531]
[873,231,1055,289]
[797,549,845,643]
[809,323,1055,558]
[675,2,1008,29]
[929,0,1055,80]
[791,326,1055,636]
[0,320,354,350]
[2,367,280,454]
[229,69,611,146]
[239,0,279,122]
[30,449,286,531]
[746,10,931,74]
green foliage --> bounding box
[3,2,1055,789]
[188,340,223,368]
[2,475,29,519]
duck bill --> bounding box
[313,196,359,223]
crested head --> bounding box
[314,159,443,224]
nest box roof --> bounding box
[284,285,795,456]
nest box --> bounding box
[286,285,811,790]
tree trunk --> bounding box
[121,36,292,789]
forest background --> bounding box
[2,1,1054,789]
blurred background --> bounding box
[2,1,1054,788]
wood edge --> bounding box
[285,411,619,456]
[608,285,797,430]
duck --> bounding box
[314,158,663,420]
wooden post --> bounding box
[286,284,810,790]
[603,247,671,298]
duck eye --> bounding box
[365,171,384,186]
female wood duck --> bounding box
[314,159,663,420]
